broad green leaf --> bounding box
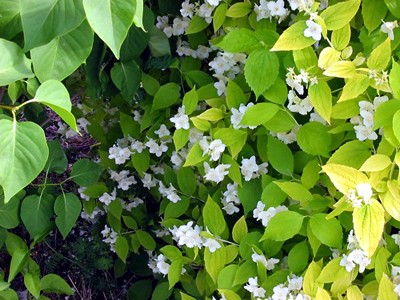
[267,136,294,176]
[20,0,85,50]
[152,83,180,110]
[359,154,391,172]
[70,159,102,186]
[142,73,160,96]
[316,287,332,300]
[164,197,190,220]
[374,99,400,130]
[217,28,260,53]
[328,140,371,168]
[45,140,68,174]
[222,154,242,185]
[151,282,173,300]
[271,21,316,51]
[384,0,400,18]
[331,24,351,50]
[127,280,153,300]
[203,197,226,236]
[173,129,189,151]
[390,59,400,99]
[54,193,82,239]
[232,216,248,243]
[131,149,150,176]
[186,15,209,35]
[297,122,331,157]
[261,211,305,241]
[382,180,400,221]
[318,47,341,70]
[309,214,342,248]
[303,261,322,296]
[392,110,400,143]
[362,0,388,33]
[197,108,224,122]
[240,103,280,126]
[217,265,239,289]
[168,259,182,289]
[320,0,361,30]
[274,181,313,205]
[226,80,246,109]
[323,61,357,78]
[244,49,279,98]
[293,46,318,72]
[204,247,226,283]
[238,179,262,216]
[353,199,385,257]
[111,60,141,103]
[0,39,33,86]
[288,241,309,274]
[0,0,20,37]
[182,87,198,115]
[21,194,55,241]
[160,245,182,261]
[148,26,171,57]
[322,164,368,195]
[0,196,19,229]
[309,81,332,123]
[262,182,288,207]
[83,0,137,58]
[213,3,227,32]
[226,2,251,18]
[264,110,297,132]
[8,249,28,283]
[367,38,391,71]
[24,273,40,299]
[0,120,48,202]
[31,20,93,82]
[184,142,207,167]
[41,274,74,295]
[132,0,144,30]
[33,80,78,131]
[177,167,196,195]
[214,128,247,147]
[262,78,288,105]
[301,159,320,189]
[136,230,156,251]
[338,75,370,102]
[347,285,363,300]
[378,274,398,300]
[115,236,129,263]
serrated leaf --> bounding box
[240,103,280,126]
[309,81,332,123]
[327,140,371,168]
[54,193,82,239]
[203,197,226,236]
[216,28,260,53]
[83,0,137,58]
[323,61,357,78]
[382,180,400,221]
[318,47,341,70]
[353,199,385,257]
[33,80,78,132]
[226,80,246,109]
[232,216,247,243]
[226,2,251,18]
[213,3,227,32]
[297,122,331,157]
[367,38,391,71]
[274,181,313,205]
[271,21,316,51]
[320,0,361,30]
[0,120,48,202]
[245,49,279,98]
[322,164,368,194]
[331,24,351,50]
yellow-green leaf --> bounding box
[378,274,398,300]
[322,164,368,195]
[318,47,341,70]
[331,24,351,50]
[359,154,391,172]
[323,61,357,78]
[338,75,370,102]
[367,38,391,71]
[271,21,315,51]
[316,287,332,300]
[320,0,361,30]
[347,285,363,300]
[382,180,400,221]
[309,81,332,123]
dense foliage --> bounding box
[2,0,400,299]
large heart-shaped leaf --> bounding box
[0,120,48,202]
[0,39,33,86]
[83,0,138,59]
[0,196,20,229]
[54,193,82,239]
[20,0,85,50]
[33,80,78,131]
[31,20,94,82]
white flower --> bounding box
[214,79,227,96]
[99,189,117,206]
[206,0,221,6]
[145,138,168,157]
[203,238,221,252]
[108,145,131,165]
[252,250,279,270]
[142,173,157,189]
[156,16,169,30]
[268,0,287,17]
[394,284,400,297]
[170,221,203,248]
[304,19,322,41]
[170,106,190,130]
[180,0,195,18]
[355,183,373,205]
[155,124,170,138]
[240,156,260,181]
[381,20,398,40]
[196,45,212,59]
[203,162,230,183]
[172,17,189,36]
[288,275,303,291]
[272,284,290,300]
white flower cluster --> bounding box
[108,136,145,165]
[253,201,288,227]
[350,96,388,141]
[230,103,257,130]
[304,13,322,42]
[381,20,398,40]
[80,207,105,223]
[267,275,307,300]
[159,181,181,203]
[169,221,221,252]
[240,156,268,181]
[252,249,280,271]
[346,183,373,208]
[170,105,190,130]
[99,189,117,206]
[145,138,169,157]
[109,170,137,191]
[245,277,267,299]
[339,230,371,273]
[286,68,315,115]
[254,0,289,23]
[78,186,90,201]
[209,52,247,96]
[200,138,226,161]
[270,126,300,144]
[221,183,240,215]
[171,149,188,169]
[141,173,158,189]
[203,162,231,183]
[57,117,91,139]
[148,253,171,276]
[101,225,118,252]
[177,39,213,60]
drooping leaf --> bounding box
[31,20,94,82]
[0,39,33,86]
[8,249,28,283]
[54,193,82,239]
[83,0,137,58]
[33,80,78,132]
[41,274,74,295]
[0,120,48,202]
[20,0,85,50]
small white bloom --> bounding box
[381,20,398,40]
[170,106,190,130]
[203,238,221,252]
[304,19,322,41]
[203,162,230,183]
[155,124,170,138]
